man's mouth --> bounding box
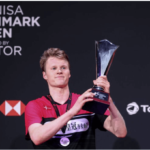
[56,76,64,78]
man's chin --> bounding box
[55,84,68,88]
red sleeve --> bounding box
[25,100,43,138]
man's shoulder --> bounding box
[71,92,81,106]
[26,96,48,108]
[72,92,80,97]
[71,92,80,101]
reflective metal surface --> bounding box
[95,39,119,77]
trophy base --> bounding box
[82,86,110,115]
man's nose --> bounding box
[57,68,62,73]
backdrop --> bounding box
[0,1,150,149]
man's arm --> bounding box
[28,89,94,145]
[103,97,127,137]
[93,76,127,137]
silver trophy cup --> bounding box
[83,39,119,115]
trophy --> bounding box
[82,39,119,115]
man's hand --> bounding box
[71,89,94,115]
[93,75,110,93]
[93,76,127,138]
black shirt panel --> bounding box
[33,113,107,149]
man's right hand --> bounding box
[71,88,94,115]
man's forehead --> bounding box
[46,57,68,65]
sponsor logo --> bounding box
[45,118,89,135]
[127,102,150,115]
[0,100,26,116]
[43,106,51,110]
[94,92,99,97]
[126,102,139,115]
[93,92,106,99]
[0,5,41,56]
[66,118,89,134]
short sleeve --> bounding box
[25,100,42,139]
[95,114,109,131]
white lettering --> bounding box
[32,16,40,26]
[0,6,2,15]
[14,46,22,56]
[7,5,13,15]
[0,28,2,38]
[6,41,9,45]
[12,17,22,26]
[0,46,3,55]
[2,17,12,26]
[147,106,150,113]
[0,46,22,56]
[3,28,12,38]
[0,5,24,15]
[0,28,11,38]
[3,41,9,45]
[23,17,30,26]
[3,5,5,15]
[15,5,23,15]
[140,105,149,113]
[3,46,13,56]
[0,17,40,27]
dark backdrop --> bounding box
[0,1,150,149]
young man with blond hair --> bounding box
[25,48,127,149]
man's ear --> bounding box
[43,71,47,80]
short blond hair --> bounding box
[40,48,70,72]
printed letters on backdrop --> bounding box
[0,5,40,56]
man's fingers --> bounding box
[98,75,107,80]
[94,78,106,85]
[96,76,108,82]
[93,80,96,85]
[82,88,92,95]
[80,89,93,99]
[84,92,95,99]
[83,88,92,94]
[86,88,92,92]
[100,75,107,79]
[93,80,105,87]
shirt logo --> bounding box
[65,118,89,134]
[44,106,51,110]
[45,118,89,135]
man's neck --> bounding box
[49,85,70,104]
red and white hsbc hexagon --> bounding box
[0,100,26,116]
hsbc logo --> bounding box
[127,102,150,115]
[0,100,26,116]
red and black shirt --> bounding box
[25,93,109,149]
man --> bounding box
[25,48,127,149]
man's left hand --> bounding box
[93,75,110,93]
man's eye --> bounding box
[52,67,56,70]
[62,67,66,69]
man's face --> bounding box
[43,57,71,88]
